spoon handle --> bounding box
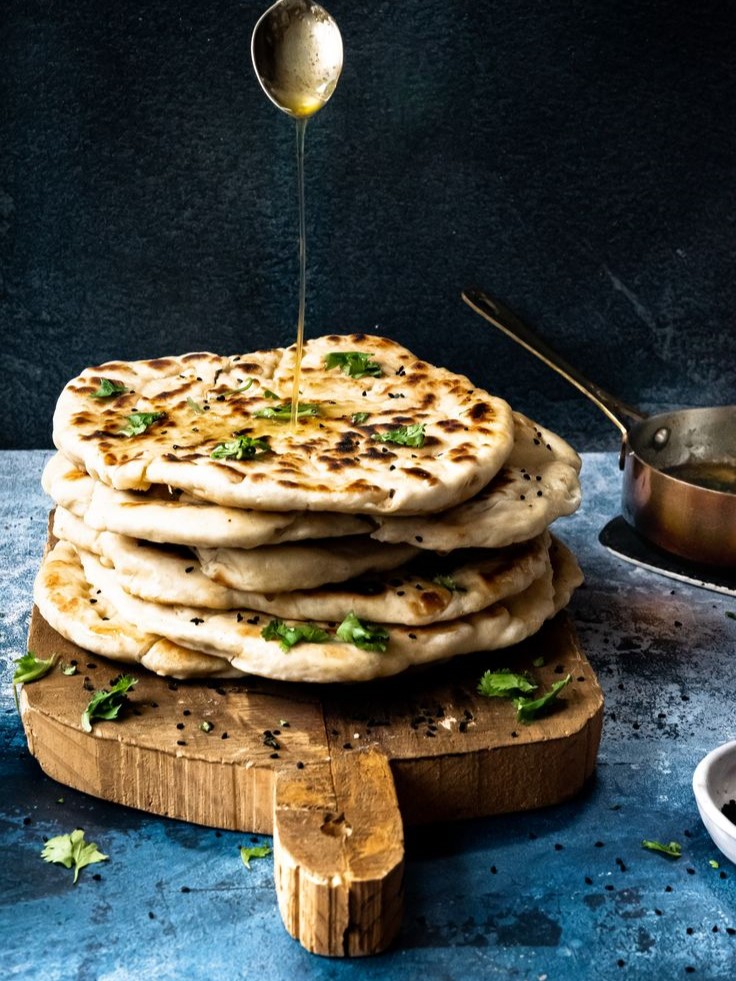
[461,287,647,436]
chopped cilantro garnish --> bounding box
[261,619,331,651]
[262,388,280,400]
[254,402,321,420]
[372,423,426,448]
[187,396,205,414]
[81,675,138,733]
[210,435,271,460]
[119,411,166,437]
[60,662,78,676]
[200,720,214,733]
[41,829,108,883]
[709,858,720,869]
[222,378,254,396]
[336,612,389,652]
[726,611,736,621]
[532,656,546,668]
[432,573,466,593]
[90,378,129,399]
[477,669,537,699]
[641,839,682,859]
[240,844,272,869]
[324,351,383,379]
[13,651,57,684]
[514,675,571,723]
[351,412,370,425]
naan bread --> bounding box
[54,505,552,625]
[32,540,241,679]
[371,413,581,551]
[196,537,418,592]
[52,334,515,514]
[43,452,372,548]
[71,539,582,683]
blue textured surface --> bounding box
[3,0,736,449]
[3,450,736,979]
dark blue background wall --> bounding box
[3,0,735,449]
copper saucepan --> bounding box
[462,288,736,568]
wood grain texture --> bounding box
[20,604,603,956]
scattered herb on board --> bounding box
[60,662,78,676]
[351,412,370,425]
[641,839,682,859]
[726,612,736,621]
[532,656,545,668]
[709,859,720,869]
[81,675,138,733]
[210,435,271,461]
[254,402,321,421]
[372,423,426,448]
[477,669,537,698]
[119,411,166,437]
[514,675,571,723]
[432,573,466,593]
[324,351,383,379]
[261,619,331,652]
[262,388,280,400]
[89,378,129,399]
[240,844,272,869]
[336,612,389,652]
[222,378,254,396]
[187,396,205,414]
[41,829,108,883]
[13,651,57,684]
[200,720,214,733]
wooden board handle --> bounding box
[273,749,405,957]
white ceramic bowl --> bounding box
[693,739,736,864]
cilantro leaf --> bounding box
[254,402,321,421]
[81,675,138,733]
[90,378,129,399]
[372,423,426,448]
[726,611,736,621]
[641,839,682,859]
[514,674,571,723]
[13,651,57,684]
[119,411,166,437]
[262,388,280,400]
[351,412,370,425]
[336,612,390,652]
[210,435,271,460]
[477,668,537,699]
[187,396,205,414]
[222,379,254,396]
[261,619,331,651]
[432,573,467,593]
[41,828,109,883]
[324,351,383,379]
[60,662,78,676]
[240,844,272,869]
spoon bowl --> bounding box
[251,0,343,118]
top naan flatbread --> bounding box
[52,334,514,515]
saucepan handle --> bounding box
[462,287,647,437]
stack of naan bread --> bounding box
[35,334,583,683]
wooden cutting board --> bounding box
[20,605,603,958]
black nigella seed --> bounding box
[296,761,305,769]
[269,752,279,759]
[181,886,191,893]
[490,865,497,874]
[23,816,32,826]
[554,843,563,851]
[343,742,352,750]
[595,841,605,848]
[92,873,102,881]
[584,876,593,885]
[183,709,191,716]
[221,732,229,739]
[176,723,185,730]
[185,567,194,574]
[176,740,186,746]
